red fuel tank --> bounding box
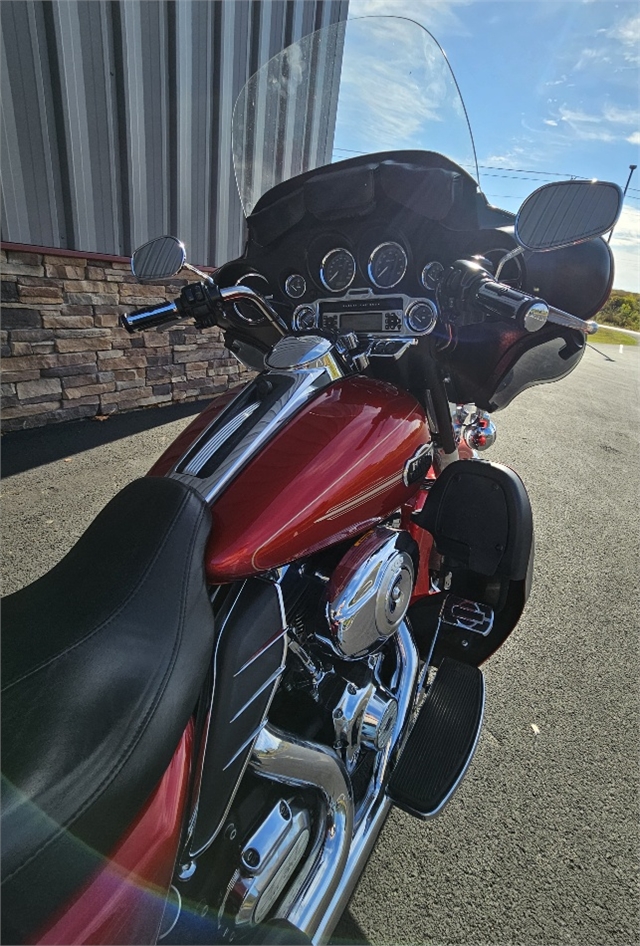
[205,376,429,582]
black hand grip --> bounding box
[437,260,549,333]
[475,281,549,333]
[120,301,180,334]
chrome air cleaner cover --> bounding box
[321,526,418,659]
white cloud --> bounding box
[348,0,472,36]
[610,204,640,292]
[555,103,640,143]
[544,119,559,127]
[627,131,640,145]
[608,13,640,63]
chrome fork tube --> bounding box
[250,725,353,941]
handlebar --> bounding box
[120,282,288,336]
[438,260,597,336]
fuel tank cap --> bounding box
[265,335,334,370]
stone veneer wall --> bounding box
[1,246,255,433]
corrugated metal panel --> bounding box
[1,0,348,265]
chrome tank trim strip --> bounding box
[170,363,343,505]
[182,401,261,475]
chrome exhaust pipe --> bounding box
[250,725,353,941]
[250,621,419,943]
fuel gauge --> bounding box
[421,261,444,291]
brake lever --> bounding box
[547,306,598,335]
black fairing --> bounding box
[213,150,613,411]
[412,460,534,665]
[1,478,215,943]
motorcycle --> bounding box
[1,16,623,946]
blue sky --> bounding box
[349,0,640,292]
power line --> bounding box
[332,148,640,197]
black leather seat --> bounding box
[1,477,215,943]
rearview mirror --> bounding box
[515,180,623,252]
[131,236,187,280]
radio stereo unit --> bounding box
[292,293,438,337]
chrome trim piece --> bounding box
[182,402,260,475]
[233,273,271,322]
[235,627,289,677]
[292,305,318,331]
[367,242,408,289]
[402,443,433,487]
[170,365,344,505]
[158,885,182,940]
[229,664,287,724]
[440,595,494,637]
[219,285,287,335]
[319,247,356,293]
[223,721,270,772]
[265,336,334,371]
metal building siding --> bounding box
[1,0,348,266]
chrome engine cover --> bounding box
[225,799,311,928]
[320,526,417,659]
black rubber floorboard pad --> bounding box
[388,658,483,817]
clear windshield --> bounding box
[233,16,478,218]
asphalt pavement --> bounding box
[1,342,638,946]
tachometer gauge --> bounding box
[320,248,356,292]
[368,242,407,289]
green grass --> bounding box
[589,326,638,346]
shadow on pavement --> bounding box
[1,400,209,478]
[330,909,372,945]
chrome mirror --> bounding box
[514,180,623,252]
[131,236,187,280]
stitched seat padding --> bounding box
[1,477,215,942]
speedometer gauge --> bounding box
[368,242,407,289]
[320,248,356,292]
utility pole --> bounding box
[607,164,637,243]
